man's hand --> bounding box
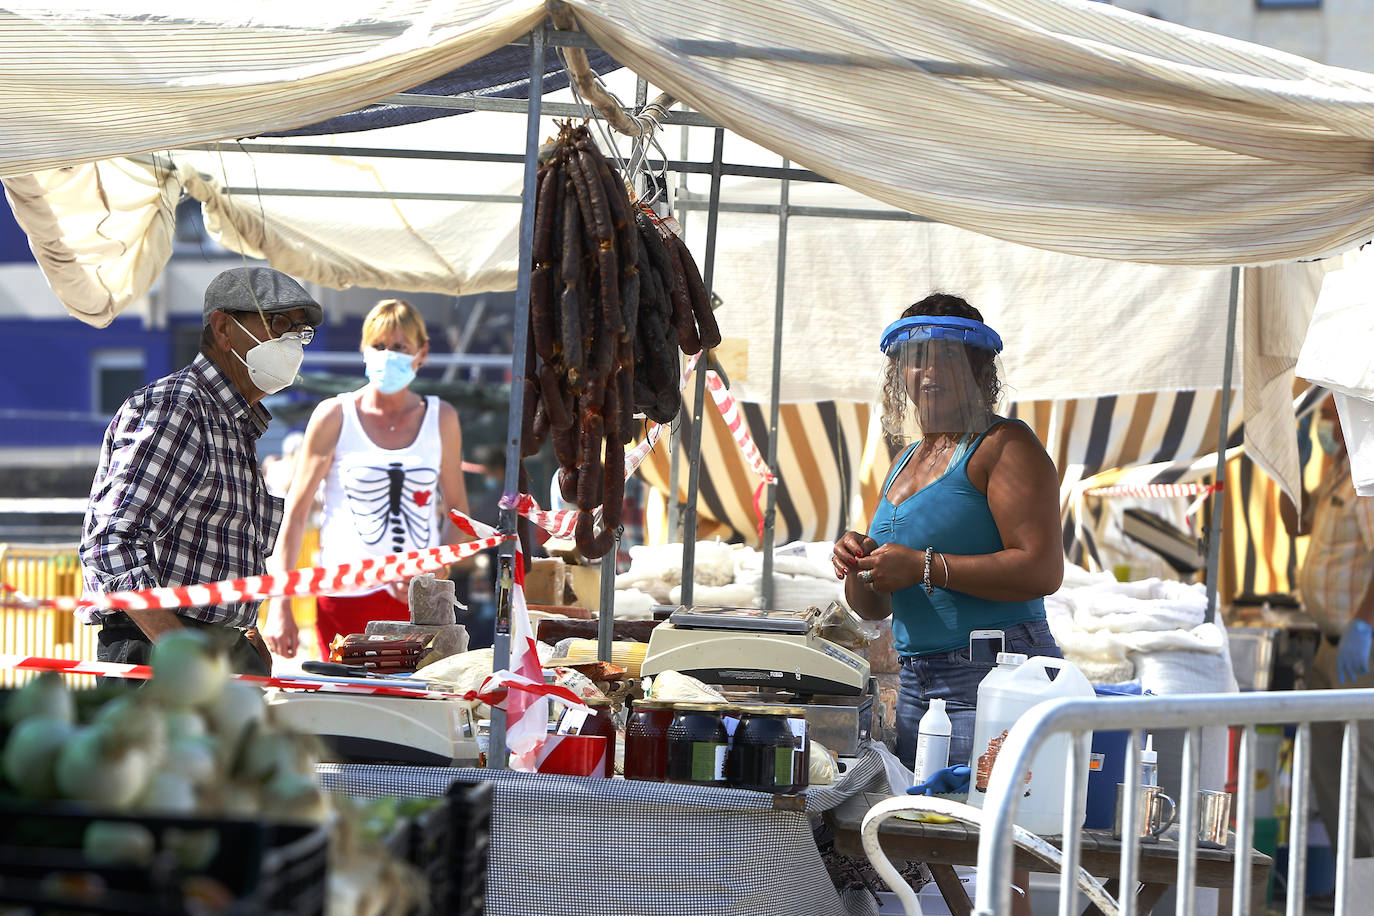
[262,599,299,658]
[1338,619,1373,684]
[245,627,274,673]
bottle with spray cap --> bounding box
[1140,734,1158,787]
[913,698,953,786]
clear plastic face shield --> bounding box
[879,316,1004,443]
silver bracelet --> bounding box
[923,546,935,596]
[939,552,950,589]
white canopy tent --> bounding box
[5,0,1373,507]
[5,0,1374,266]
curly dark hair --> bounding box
[880,293,1003,448]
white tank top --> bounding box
[319,393,443,596]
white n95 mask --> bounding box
[232,317,304,394]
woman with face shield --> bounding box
[263,299,470,662]
[832,293,1065,775]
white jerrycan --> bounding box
[964,652,1095,835]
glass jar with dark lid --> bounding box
[584,696,617,778]
[666,702,729,786]
[729,706,808,793]
[624,698,675,782]
[773,706,810,794]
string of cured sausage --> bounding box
[522,120,720,559]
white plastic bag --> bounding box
[868,740,916,795]
[1296,250,1374,398]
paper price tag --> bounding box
[559,708,590,735]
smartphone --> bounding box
[968,629,1005,665]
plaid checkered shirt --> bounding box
[1299,456,1374,638]
[79,353,284,627]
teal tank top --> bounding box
[869,418,1046,656]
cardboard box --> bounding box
[524,557,567,606]
[565,564,603,613]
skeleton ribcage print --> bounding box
[342,461,439,552]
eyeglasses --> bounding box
[235,311,315,345]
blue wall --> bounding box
[0,201,33,264]
[0,315,188,447]
[0,293,489,452]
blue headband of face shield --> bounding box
[879,315,1003,355]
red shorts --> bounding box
[314,591,409,661]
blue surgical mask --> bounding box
[364,348,417,394]
[1317,419,1341,456]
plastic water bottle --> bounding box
[913,698,952,786]
[1141,734,1158,787]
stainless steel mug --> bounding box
[1196,789,1232,849]
[1114,784,1177,841]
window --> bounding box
[92,349,146,416]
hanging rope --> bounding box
[546,1,674,139]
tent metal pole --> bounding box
[597,539,617,661]
[679,127,725,607]
[216,186,937,224]
[1203,265,1240,625]
[490,25,545,769]
[666,122,691,544]
[761,161,790,609]
[385,92,721,128]
[591,76,648,662]
[191,142,830,183]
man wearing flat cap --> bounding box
[80,267,323,675]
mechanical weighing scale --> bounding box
[266,684,481,767]
[641,606,876,755]
[642,605,870,695]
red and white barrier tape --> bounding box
[502,352,786,540]
[703,368,777,535]
[1,532,508,614]
[1084,482,1223,499]
[703,369,776,488]
[0,653,590,712]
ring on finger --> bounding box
[859,569,873,585]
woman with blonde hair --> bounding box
[264,299,469,660]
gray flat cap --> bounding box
[203,267,323,327]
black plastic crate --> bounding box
[0,800,327,915]
[442,779,491,916]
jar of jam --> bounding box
[584,696,617,778]
[780,707,811,794]
[728,707,798,793]
[558,695,617,778]
[624,699,674,782]
[666,702,729,786]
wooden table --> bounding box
[825,791,1273,915]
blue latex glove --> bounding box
[907,764,971,796]
[1338,620,1373,685]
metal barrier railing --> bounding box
[0,543,99,685]
[974,691,1374,916]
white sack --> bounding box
[1296,249,1374,399]
[1335,392,1374,497]
[608,587,657,620]
[668,581,758,608]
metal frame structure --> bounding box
[169,20,1249,758]
[973,690,1374,916]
